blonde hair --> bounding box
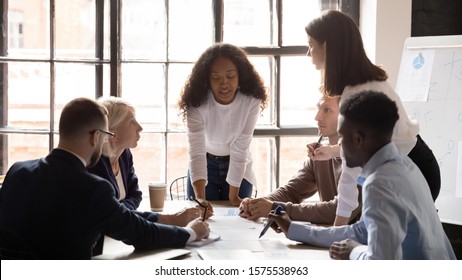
[97,96,136,157]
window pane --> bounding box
[121,0,166,60]
[250,137,275,196]
[56,0,96,59]
[102,64,111,97]
[166,133,189,184]
[6,62,50,129]
[168,63,194,130]
[131,133,164,197]
[54,63,97,129]
[103,2,110,60]
[8,1,49,58]
[280,136,320,201]
[280,56,320,127]
[168,0,213,61]
[223,0,274,46]
[121,63,166,131]
[248,56,274,126]
[282,0,321,45]
[2,134,50,173]
[53,133,59,149]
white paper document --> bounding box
[396,49,435,102]
[212,207,241,216]
[187,234,221,247]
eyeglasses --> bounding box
[90,129,116,139]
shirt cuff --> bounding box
[287,222,305,241]
[350,244,368,260]
[335,209,353,218]
[184,227,197,243]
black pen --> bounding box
[190,196,206,209]
[259,206,283,238]
[191,196,208,221]
[202,206,208,221]
[315,135,323,149]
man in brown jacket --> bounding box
[239,96,361,225]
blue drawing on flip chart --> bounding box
[413,53,425,69]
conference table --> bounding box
[93,200,330,260]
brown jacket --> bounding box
[266,157,361,225]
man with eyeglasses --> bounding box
[0,97,210,259]
[92,128,116,140]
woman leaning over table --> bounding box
[178,43,268,211]
[305,10,441,226]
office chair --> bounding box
[0,228,37,260]
[169,175,188,200]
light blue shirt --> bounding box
[287,142,456,260]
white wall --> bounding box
[360,0,412,89]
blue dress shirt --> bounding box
[287,142,455,259]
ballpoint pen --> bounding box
[259,205,283,238]
[315,135,323,149]
[191,196,206,208]
[202,206,208,221]
[309,135,323,158]
[191,196,208,220]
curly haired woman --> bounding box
[178,43,268,211]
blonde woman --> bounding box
[89,97,201,226]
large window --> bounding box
[0,0,338,199]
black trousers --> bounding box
[407,135,441,201]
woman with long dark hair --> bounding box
[305,10,440,226]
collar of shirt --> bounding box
[359,142,399,183]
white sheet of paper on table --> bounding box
[187,234,221,247]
